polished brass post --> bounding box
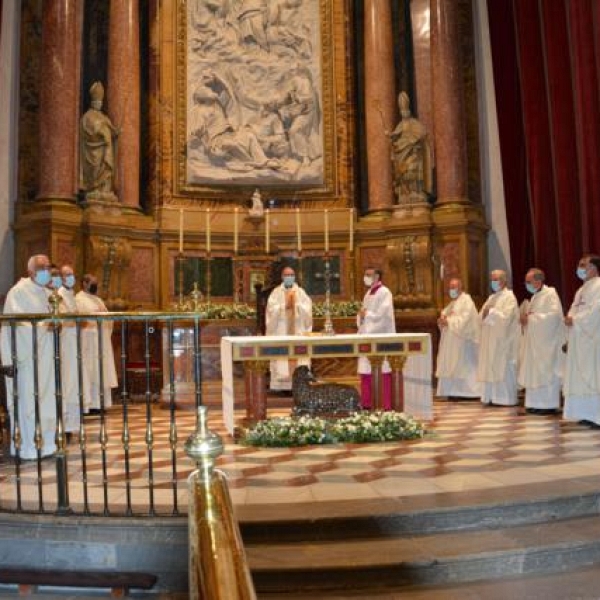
[50,306,71,515]
[185,406,256,600]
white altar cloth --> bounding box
[220,332,433,435]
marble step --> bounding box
[257,564,600,599]
[247,513,600,593]
[238,476,600,543]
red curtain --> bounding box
[487,0,600,306]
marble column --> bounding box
[431,0,469,204]
[37,0,78,202]
[363,0,396,213]
[108,0,140,209]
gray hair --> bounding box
[490,269,507,283]
[27,255,48,273]
[527,268,545,282]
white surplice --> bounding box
[265,283,313,390]
[436,292,481,398]
[518,285,564,410]
[357,283,396,374]
[75,291,117,411]
[563,277,600,424]
[58,286,81,431]
[478,287,520,406]
[0,278,56,458]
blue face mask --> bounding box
[577,267,588,281]
[51,276,63,289]
[34,269,51,287]
[449,289,459,299]
[490,280,501,293]
[525,283,537,295]
[283,275,295,288]
[64,274,76,288]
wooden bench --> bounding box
[0,567,157,597]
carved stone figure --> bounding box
[249,188,264,217]
[79,82,119,200]
[189,83,281,172]
[389,92,432,206]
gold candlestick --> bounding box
[205,251,212,306]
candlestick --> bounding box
[349,208,354,248]
[296,207,302,252]
[206,208,211,253]
[324,209,329,253]
[233,207,239,254]
[265,209,270,253]
[179,209,183,253]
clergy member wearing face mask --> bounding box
[75,274,118,414]
[357,268,395,409]
[0,254,57,459]
[517,268,564,415]
[56,265,81,436]
[478,269,520,407]
[265,266,313,391]
[563,255,600,429]
[436,278,481,400]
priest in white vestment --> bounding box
[436,278,481,399]
[357,268,396,409]
[57,265,81,433]
[563,255,600,428]
[0,255,56,459]
[518,268,564,414]
[75,274,118,412]
[478,270,520,406]
[265,266,313,390]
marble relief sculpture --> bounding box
[389,91,432,207]
[79,81,119,201]
[186,0,324,185]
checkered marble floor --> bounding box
[1,399,599,515]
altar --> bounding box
[220,333,433,435]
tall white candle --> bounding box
[179,209,183,253]
[233,207,239,254]
[206,208,211,253]
[349,207,354,248]
[265,209,270,253]
[324,209,329,253]
[296,207,302,252]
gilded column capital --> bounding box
[389,355,407,371]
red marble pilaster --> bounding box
[431,0,469,204]
[108,0,140,208]
[37,0,78,201]
[363,0,396,213]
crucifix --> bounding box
[315,253,340,334]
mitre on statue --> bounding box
[90,81,105,102]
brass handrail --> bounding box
[185,406,256,600]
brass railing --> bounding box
[0,311,204,516]
[185,406,256,600]
[0,310,257,597]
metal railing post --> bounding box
[185,406,256,600]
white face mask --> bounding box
[363,276,373,287]
[449,288,459,299]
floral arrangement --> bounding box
[177,300,361,320]
[242,411,425,447]
[312,300,362,317]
